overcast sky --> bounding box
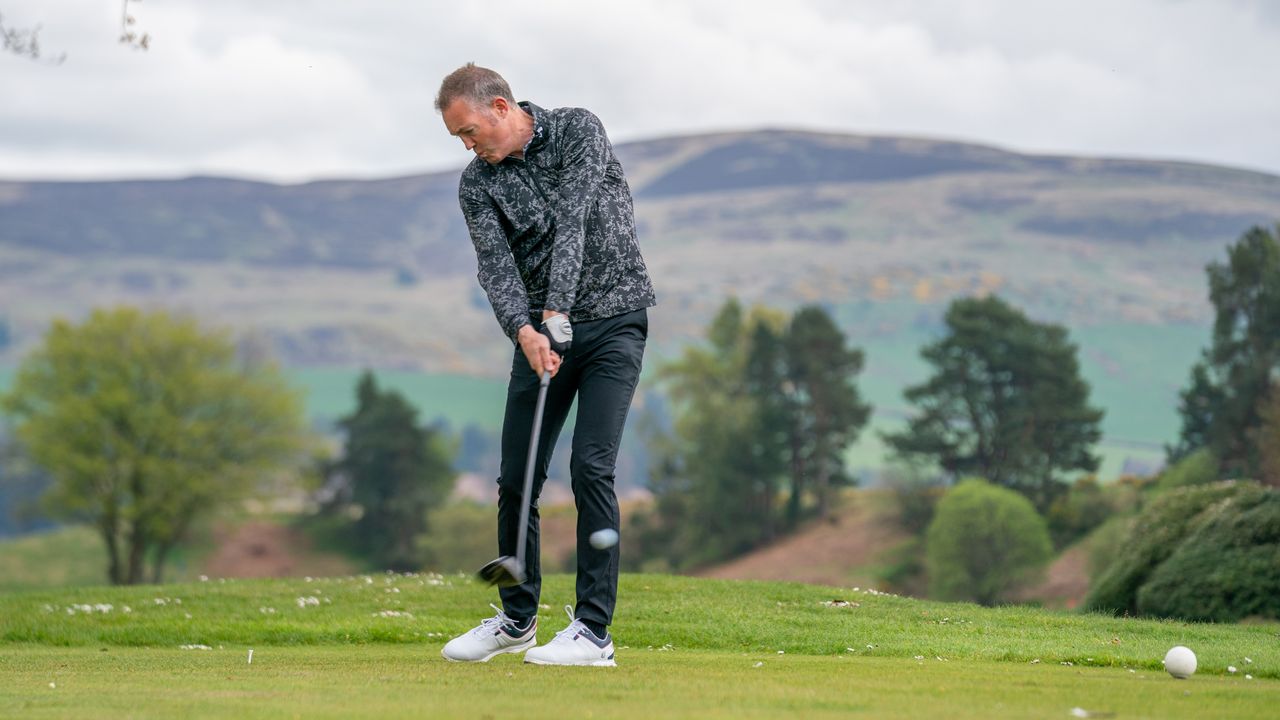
[2,0,1278,183]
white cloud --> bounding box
[0,0,1277,181]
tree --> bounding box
[884,295,1104,511]
[326,371,454,572]
[651,299,784,566]
[925,478,1052,605]
[785,306,872,521]
[1256,388,1280,488]
[2,307,306,584]
[1171,224,1280,479]
[631,299,872,569]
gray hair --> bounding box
[435,63,515,112]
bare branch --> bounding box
[119,0,150,51]
[0,11,67,64]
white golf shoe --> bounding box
[440,604,537,662]
[523,605,616,667]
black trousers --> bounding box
[497,308,647,629]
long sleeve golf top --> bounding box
[458,101,657,343]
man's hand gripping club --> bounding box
[517,310,572,378]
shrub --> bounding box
[1155,448,1219,493]
[882,466,947,535]
[1082,480,1260,616]
[417,502,494,573]
[1084,515,1133,583]
[1135,488,1280,622]
[925,478,1053,605]
[1046,476,1114,549]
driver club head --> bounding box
[477,555,526,588]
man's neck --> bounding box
[509,107,536,160]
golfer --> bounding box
[436,64,655,666]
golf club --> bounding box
[477,368,552,587]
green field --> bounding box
[1,574,1276,718]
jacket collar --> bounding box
[518,101,549,156]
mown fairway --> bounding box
[2,573,1277,718]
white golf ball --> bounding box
[589,528,619,549]
[1164,646,1197,679]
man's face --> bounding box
[443,98,514,165]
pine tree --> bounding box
[1172,224,1280,478]
[331,371,454,571]
[885,296,1103,511]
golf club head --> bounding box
[477,555,526,588]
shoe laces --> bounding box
[473,603,523,636]
[549,604,588,644]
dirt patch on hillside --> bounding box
[202,521,357,579]
[1018,542,1091,609]
[697,493,911,588]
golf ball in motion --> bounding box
[589,528,619,549]
[1163,646,1197,679]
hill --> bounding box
[3,130,1280,477]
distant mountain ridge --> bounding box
[3,131,1275,268]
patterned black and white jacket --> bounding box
[458,101,657,343]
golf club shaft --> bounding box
[514,370,552,570]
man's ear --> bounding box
[491,97,511,117]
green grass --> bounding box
[1,574,1276,718]
[0,526,209,593]
[0,527,110,592]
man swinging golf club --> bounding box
[436,64,655,666]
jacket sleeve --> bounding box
[459,180,531,343]
[544,109,610,314]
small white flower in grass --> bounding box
[1228,666,1237,673]
[259,607,277,614]
[199,575,209,582]
[1244,657,1253,664]
[305,577,313,583]
[866,644,876,650]
[1246,675,1254,680]
[846,647,856,653]
[372,610,414,618]
[49,682,56,689]
[123,606,132,614]
[777,650,785,655]
[1128,669,1135,673]
[753,662,764,668]
[184,613,192,620]
[180,644,212,650]
[174,598,182,605]
[1061,661,1074,667]
[296,596,320,608]
[1031,659,1041,664]
[914,655,925,661]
